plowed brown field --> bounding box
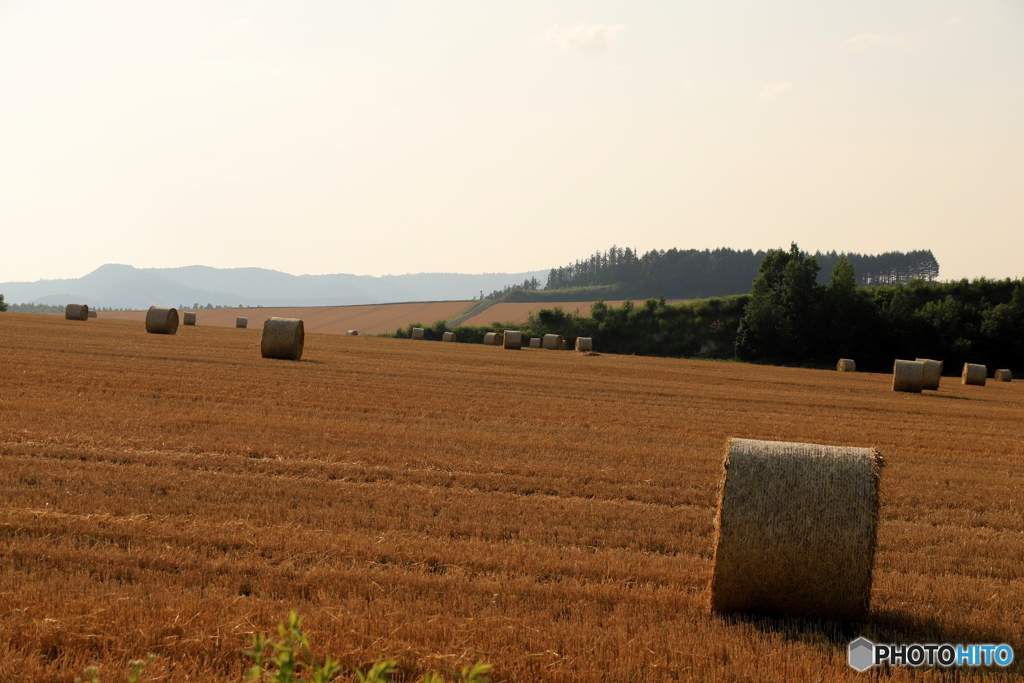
[1,312,1022,682]
[459,300,687,327]
[99,301,474,336]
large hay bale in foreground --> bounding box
[529,337,541,349]
[962,363,987,386]
[836,358,856,372]
[261,317,304,360]
[483,332,499,345]
[442,331,457,342]
[576,337,593,352]
[411,327,425,340]
[542,334,563,350]
[915,358,943,390]
[346,330,358,336]
[994,369,1012,382]
[502,330,522,350]
[892,359,924,393]
[236,317,248,329]
[145,307,179,335]
[183,312,196,326]
[710,438,883,621]
[65,304,89,321]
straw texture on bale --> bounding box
[236,317,248,329]
[346,330,358,336]
[65,304,89,321]
[542,334,563,350]
[994,369,1012,382]
[576,337,593,352]
[502,330,522,350]
[962,363,987,386]
[529,338,541,349]
[836,358,856,372]
[260,317,304,360]
[411,328,425,340]
[892,359,924,393]
[483,332,499,345]
[710,438,882,621]
[183,312,196,326]
[87,310,97,318]
[442,331,457,342]
[145,307,179,335]
[915,358,943,390]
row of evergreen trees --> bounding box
[543,246,940,299]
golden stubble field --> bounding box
[1,312,1022,682]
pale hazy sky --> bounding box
[2,1,1022,283]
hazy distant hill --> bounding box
[0,264,549,309]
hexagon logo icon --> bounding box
[848,637,875,672]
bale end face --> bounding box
[65,304,89,321]
[994,369,1012,382]
[183,312,197,325]
[962,363,987,386]
[502,330,522,350]
[710,438,883,622]
[836,358,856,372]
[892,359,924,393]
[145,307,179,335]
[261,317,304,360]
[411,327,425,340]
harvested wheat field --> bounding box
[1,312,1022,682]
[99,301,474,336]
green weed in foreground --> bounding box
[75,612,491,683]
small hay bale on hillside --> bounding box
[88,310,97,318]
[502,330,522,350]
[542,334,563,350]
[346,330,358,336]
[962,363,987,386]
[710,438,883,621]
[529,337,541,349]
[836,358,856,372]
[65,304,89,321]
[261,317,304,360]
[442,331,457,342]
[483,332,499,345]
[411,327,425,340]
[915,358,943,390]
[183,312,196,326]
[576,337,593,352]
[236,317,248,329]
[145,307,179,335]
[892,359,924,393]
[994,369,1012,382]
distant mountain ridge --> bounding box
[0,264,550,309]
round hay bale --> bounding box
[994,369,1012,382]
[236,317,248,329]
[542,334,563,350]
[483,332,499,345]
[442,331,457,342]
[65,304,89,321]
[411,327,425,340]
[710,438,883,621]
[575,337,593,352]
[529,337,541,349]
[915,358,943,390]
[145,306,179,335]
[836,358,856,372]
[346,330,358,336]
[559,338,567,350]
[87,310,97,318]
[261,317,304,360]
[892,359,924,393]
[962,363,987,386]
[183,312,197,326]
[502,330,522,350]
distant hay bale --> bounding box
[483,332,499,345]
[65,304,89,321]
[962,363,987,386]
[236,317,248,329]
[183,312,196,326]
[442,331,457,342]
[145,306,179,335]
[836,358,856,372]
[88,310,97,318]
[346,330,358,336]
[529,337,541,349]
[994,369,1012,382]
[710,438,883,621]
[892,359,924,393]
[915,358,943,390]
[542,334,563,350]
[411,327,425,340]
[575,337,593,352]
[502,330,522,350]
[559,338,567,350]
[261,317,304,360]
